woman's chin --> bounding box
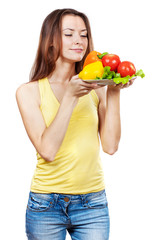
[70,52,84,61]
[61,54,84,64]
[72,55,84,62]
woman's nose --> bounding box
[73,34,83,44]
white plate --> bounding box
[83,77,137,86]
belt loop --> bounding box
[80,194,86,205]
[53,193,59,204]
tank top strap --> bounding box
[38,78,47,106]
[38,77,59,108]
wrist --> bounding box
[107,86,120,95]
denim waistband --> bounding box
[30,189,105,203]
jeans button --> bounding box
[64,197,69,202]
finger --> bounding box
[81,86,96,92]
[71,74,79,80]
[117,83,123,88]
[73,74,79,78]
[94,84,106,88]
[125,80,134,88]
[129,79,135,85]
[123,82,130,88]
[84,89,90,93]
[80,89,91,95]
[80,81,98,88]
[78,90,91,97]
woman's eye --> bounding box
[64,34,87,38]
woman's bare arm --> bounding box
[16,76,99,161]
[97,80,134,155]
[96,87,120,155]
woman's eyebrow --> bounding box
[63,28,87,32]
[63,28,74,31]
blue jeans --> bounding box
[26,189,110,240]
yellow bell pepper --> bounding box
[79,61,104,80]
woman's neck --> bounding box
[48,58,76,84]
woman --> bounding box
[16,8,134,240]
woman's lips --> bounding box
[70,49,83,53]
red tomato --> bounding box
[102,54,121,71]
[117,61,136,77]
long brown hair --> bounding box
[30,8,94,82]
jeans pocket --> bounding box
[27,192,54,212]
[86,191,108,209]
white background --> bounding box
[0,0,160,239]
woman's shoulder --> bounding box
[16,80,38,93]
[16,80,40,106]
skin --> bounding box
[16,15,134,161]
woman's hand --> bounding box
[65,74,101,98]
[108,78,135,91]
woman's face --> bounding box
[60,14,88,63]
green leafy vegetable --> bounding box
[135,69,145,78]
[94,65,145,84]
[115,73,121,78]
[113,76,130,84]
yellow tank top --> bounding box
[30,77,105,194]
